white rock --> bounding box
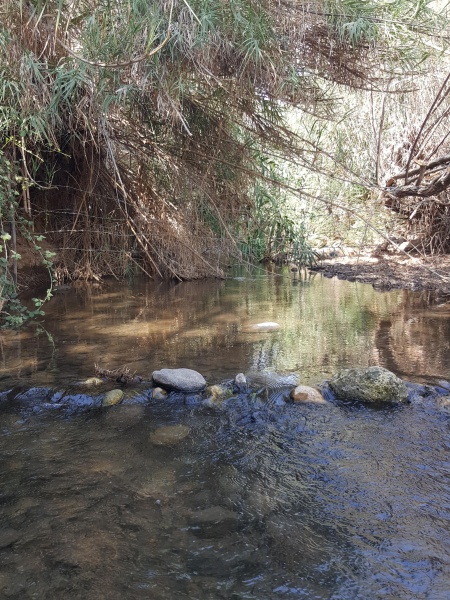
[251,322,280,331]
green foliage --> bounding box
[324,0,379,47]
[0,0,448,294]
[239,156,317,267]
[0,151,53,328]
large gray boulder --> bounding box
[329,366,408,404]
[152,368,207,393]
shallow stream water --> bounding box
[1,267,450,599]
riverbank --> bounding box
[310,251,450,294]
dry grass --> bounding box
[1,0,449,285]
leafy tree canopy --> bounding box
[0,0,449,296]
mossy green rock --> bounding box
[102,389,124,407]
[329,367,408,404]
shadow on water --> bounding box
[1,268,450,598]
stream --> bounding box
[1,266,450,599]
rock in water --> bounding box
[290,385,327,404]
[234,373,247,392]
[329,367,408,404]
[102,389,124,407]
[0,529,20,549]
[204,385,232,407]
[251,322,280,331]
[152,387,168,400]
[149,425,190,446]
[152,368,206,392]
[81,377,104,387]
[188,506,239,538]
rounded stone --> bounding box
[204,384,232,407]
[234,373,247,392]
[290,385,327,404]
[102,389,124,407]
[0,529,20,549]
[188,506,239,538]
[329,366,408,404]
[152,368,207,393]
[149,424,191,446]
[81,377,104,387]
[152,387,168,400]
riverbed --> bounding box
[1,267,450,599]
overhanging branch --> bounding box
[386,156,450,199]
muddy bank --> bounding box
[310,252,450,294]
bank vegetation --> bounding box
[1,0,450,324]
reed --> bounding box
[0,0,448,307]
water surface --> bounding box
[1,266,449,387]
[1,268,450,599]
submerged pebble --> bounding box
[80,377,104,387]
[0,528,20,549]
[149,424,191,446]
[152,387,168,400]
[251,322,280,331]
[188,506,239,538]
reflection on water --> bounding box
[1,266,449,389]
[1,268,450,598]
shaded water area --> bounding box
[1,267,450,598]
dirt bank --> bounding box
[310,252,450,295]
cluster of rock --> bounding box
[153,366,415,407]
[2,365,450,417]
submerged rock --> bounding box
[101,389,124,407]
[251,322,280,331]
[290,385,327,404]
[234,373,247,392]
[438,380,450,392]
[152,387,168,400]
[329,366,408,404]
[436,396,450,411]
[149,424,190,446]
[404,381,435,404]
[80,377,104,387]
[152,368,207,393]
[188,506,239,538]
[433,384,450,397]
[60,393,98,409]
[0,528,20,549]
[204,384,232,408]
